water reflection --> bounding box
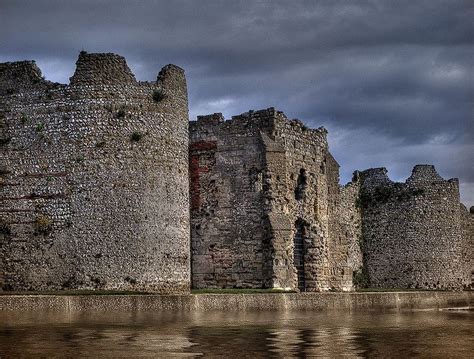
[0,310,472,357]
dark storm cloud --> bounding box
[1,0,472,204]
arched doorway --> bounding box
[294,219,307,291]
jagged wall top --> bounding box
[0,51,186,94]
[406,164,452,184]
[69,51,137,85]
[0,50,190,293]
[0,60,52,95]
[191,107,327,142]
[357,164,458,188]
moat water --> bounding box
[0,309,472,357]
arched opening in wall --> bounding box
[294,168,307,200]
[294,219,308,291]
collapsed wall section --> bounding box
[358,165,469,290]
[0,52,190,293]
[190,108,356,291]
[263,110,351,291]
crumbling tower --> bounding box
[0,52,190,293]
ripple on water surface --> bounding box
[0,310,472,357]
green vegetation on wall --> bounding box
[356,184,425,209]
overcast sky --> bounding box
[1,0,472,206]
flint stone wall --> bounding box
[461,205,474,288]
[358,165,470,290]
[0,52,190,293]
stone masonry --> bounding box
[190,110,472,292]
[189,108,356,291]
[353,165,472,290]
[1,52,471,293]
[0,52,190,293]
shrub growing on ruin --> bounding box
[152,89,166,102]
[35,122,44,132]
[20,113,28,124]
[353,268,370,289]
[116,109,126,119]
[357,186,426,209]
[124,276,137,285]
[75,155,85,163]
[130,131,143,142]
[355,189,372,209]
[35,215,53,235]
[372,186,395,203]
[0,137,11,146]
[0,220,11,235]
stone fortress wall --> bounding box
[190,110,472,292]
[0,52,190,293]
[1,52,471,294]
[461,204,474,286]
[190,108,357,291]
[355,165,472,290]
[189,112,268,289]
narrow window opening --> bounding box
[295,168,307,200]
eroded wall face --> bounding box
[461,206,474,288]
[265,113,357,291]
[263,112,331,291]
[325,155,362,290]
[190,108,355,291]
[189,114,267,289]
[0,53,190,293]
[359,166,468,290]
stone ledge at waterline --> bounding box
[0,292,471,312]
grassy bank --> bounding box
[1,288,468,296]
[192,288,296,294]
[0,290,151,296]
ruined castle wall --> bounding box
[326,156,362,290]
[461,205,473,288]
[263,111,349,291]
[0,52,190,293]
[338,181,363,274]
[189,112,269,289]
[359,165,468,290]
[263,111,329,290]
[190,108,354,291]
